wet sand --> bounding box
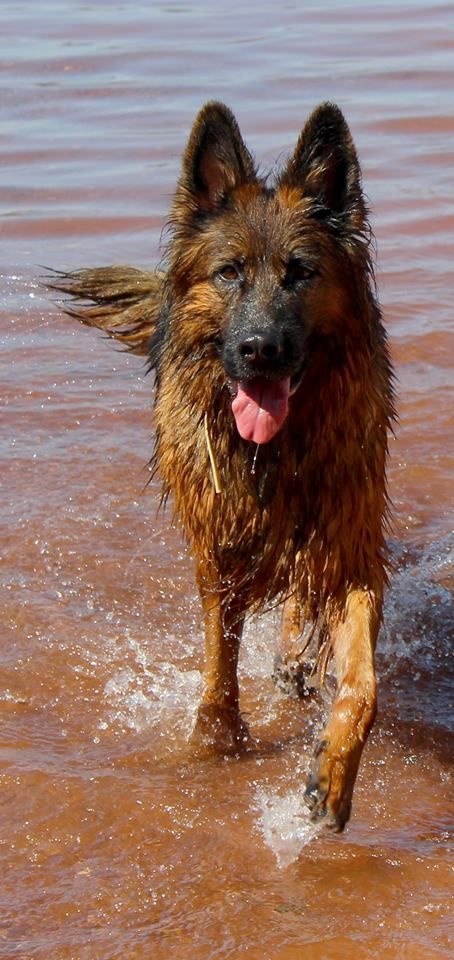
[1,2,453,957]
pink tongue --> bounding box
[231,377,290,444]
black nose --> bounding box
[238,330,282,369]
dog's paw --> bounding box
[272,654,315,699]
[303,740,353,832]
[191,702,252,756]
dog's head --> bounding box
[167,102,371,444]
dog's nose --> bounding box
[239,331,282,368]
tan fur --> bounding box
[47,265,164,354]
[50,102,396,831]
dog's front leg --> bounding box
[191,564,249,754]
[305,588,380,831]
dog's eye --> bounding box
[217,263,242,283]
[284,259,316,289]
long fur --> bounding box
[48,111,396,659]
[49,102,397,829]
[47,265,164,355]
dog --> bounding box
[49,101,396,831]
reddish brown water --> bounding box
[1,2,453,958]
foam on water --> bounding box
[254,785,323,868]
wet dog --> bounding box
[50,102,395,830]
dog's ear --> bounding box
[173,102,256,218]
[281,103,366,224]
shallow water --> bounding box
[1,1,453,958]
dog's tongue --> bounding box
[231,377,290,444]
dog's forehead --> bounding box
[223,185,316,258]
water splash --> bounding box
[381,532,453,664]
[254,786,323,868]
[102,656,202,736]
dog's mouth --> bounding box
[230,368,304,445]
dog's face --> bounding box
[168,102,369,444]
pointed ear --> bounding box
[281,103,366,225]
[173,101,256,219]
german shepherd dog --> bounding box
[50,102,395,831]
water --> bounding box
[1,2,453,957]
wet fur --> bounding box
[50,102,396,831]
